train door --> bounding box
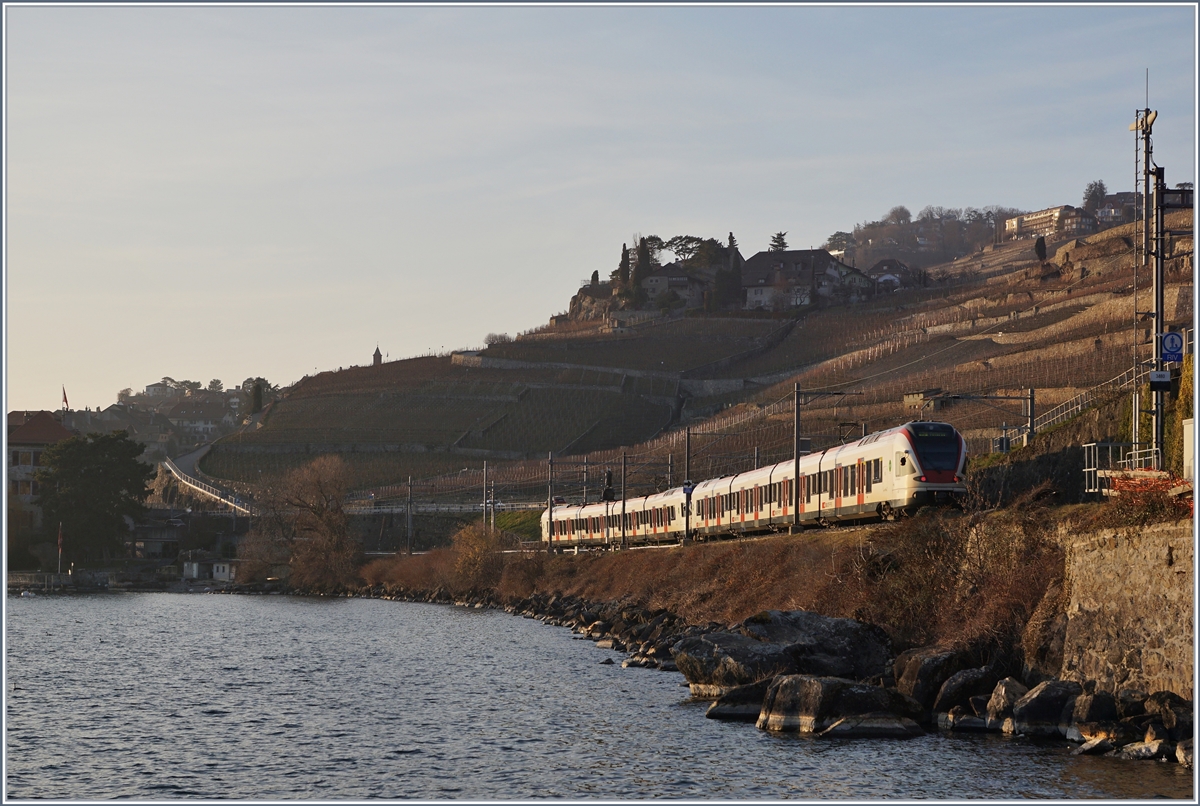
[857,459,866,509]
[833,465,842,517]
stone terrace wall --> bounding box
[1060,521,1193,699]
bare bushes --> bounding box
[848,494,1063,655]
[360,548,456,591]
[452,524,508,591]
[358,524,521,595]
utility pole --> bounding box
[489,481,495,532]
[793,383,801,531]
[1153,166,1166,467]
[684,428,690,489]
[667,454,673,489]
[406,476,413,555]
[620,452,627,550]
[482,461,488,531]
[547,452,554,553]
[583,457,588,505]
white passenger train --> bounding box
[540,421,967,549]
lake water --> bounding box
[4,593,1194,799]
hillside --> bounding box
[200,210,1192,507]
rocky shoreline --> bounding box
[268,582,1194,771]
[24,577,1192,769]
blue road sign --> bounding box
[1161,332,1184,363]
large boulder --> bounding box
[733,610,893,682]
[673,610,893,698]
[986,677,1029,723]
[1144,691,1194,742]
[756,674,923,734]
[1007,680,1083,737]
[672,633,797,698]
[894,646,966,712]
[932,667,999,715]
[1073,690,1119,724]
[1116,688,1149,719]
[706,679,773,723]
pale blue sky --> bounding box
[4,4,1196,412]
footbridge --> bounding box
[159,457,545,516]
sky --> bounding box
[4,3,1197,413]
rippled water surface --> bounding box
[5,593,1194,799]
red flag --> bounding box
[62,386,68,410]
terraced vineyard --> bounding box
[198,211,1192,503]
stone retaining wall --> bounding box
[1060,521,1193,699]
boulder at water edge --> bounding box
[1116,688,1148,719]
[1006,680,1083,737]
[732,610,893,682]
[986,677,1029,725]
[1144,690,1194,743]
[931,667,998,716]
[894,646,965,713]
[1176,738,1193,768]
[671,633,797,699]
[1073,690,1119,724]
[755,674,923,735]
[706,679,774,723]
[672,609,892,698]
[1110,739,1173,761]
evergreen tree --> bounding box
[590,270,599,289]
[633,237,652,287]
[617,244,630,286]
[1034,236,1047,262]
[728,232,738,250]
[769,231,789,251]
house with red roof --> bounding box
[7,411,75,531]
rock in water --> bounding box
[1176,738,1193,768]
[1110,739,1172,761]
[986,677,1029,724]
[706,679,773,723]
[1072,738,1114,756]
[755,674,922,734]
[1007,680,1083,737]
[818,712,924,739]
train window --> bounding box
[865,466,873,494]
[850,465,857,495]
[873,458,883,483]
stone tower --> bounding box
[373,346,382,367]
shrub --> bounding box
[452,524,507,591]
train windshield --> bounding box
[910,424,960,471]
